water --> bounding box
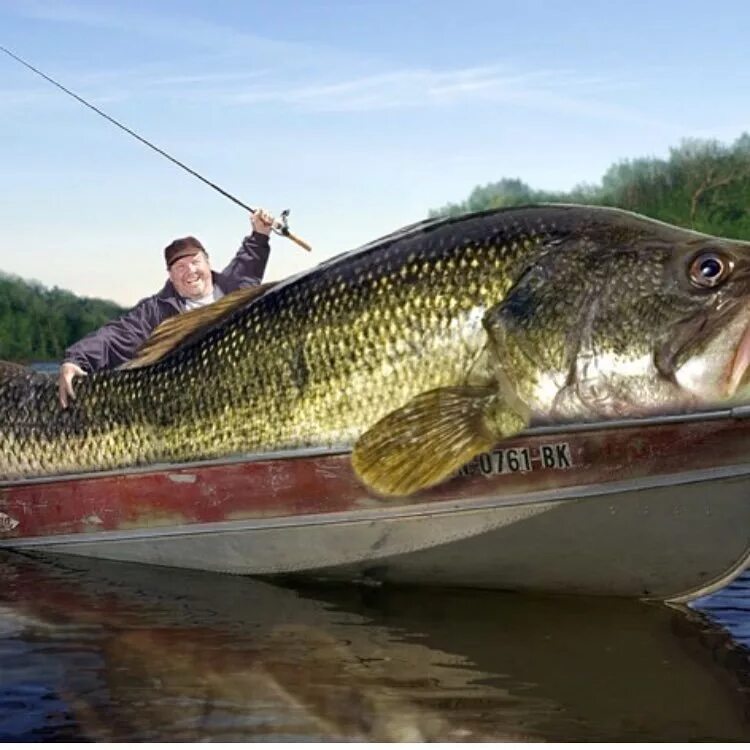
[1,552,750,741]
[28,363,59,374]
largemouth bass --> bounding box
[4,204,750,495]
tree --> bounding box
[0,273,123,363]
[429,132,750,240]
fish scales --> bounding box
[0,208,553,479]
[147,210,547,460]
[4,204,750,495]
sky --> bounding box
[1,0,750,305]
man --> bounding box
[58,209,275,407]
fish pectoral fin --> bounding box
[352,386,527,497]
[123,282,278,370]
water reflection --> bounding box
[1,551,749,741]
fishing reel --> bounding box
[271,209,312,252]
[272,209,291,237]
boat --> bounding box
[3,405,750,602]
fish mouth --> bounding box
[670,301,750,403]
[728,313,750,396]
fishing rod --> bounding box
[0,44,312,252]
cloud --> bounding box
[1,1,674,130]
[211,65,669,132]
[0,86,52,106]
[3,0,320,58]
[0,52,671,134]
[225,66,523,111]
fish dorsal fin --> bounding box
[123,282,277,370]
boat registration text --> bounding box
[457,442,573,477]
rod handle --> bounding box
[284,229,313,252]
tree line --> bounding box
[430,133,750,240]
[0,273,123,363]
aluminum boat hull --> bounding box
[3,408,750,601]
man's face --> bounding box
[168,251,213,300]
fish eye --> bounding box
[689,251,733,288]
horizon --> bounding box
[2,0,750,305]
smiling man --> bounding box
[58,209,275,407]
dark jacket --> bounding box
[64,232,270,373]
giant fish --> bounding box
[3,204,750,495]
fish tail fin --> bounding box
[0,361,30,378]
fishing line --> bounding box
[0,44,311,251]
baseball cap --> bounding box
[164,236,206,268]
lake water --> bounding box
[1,551,750,741]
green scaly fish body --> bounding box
[4,204,750,495]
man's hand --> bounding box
[58,362,86,408]
[251,208,275,236]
